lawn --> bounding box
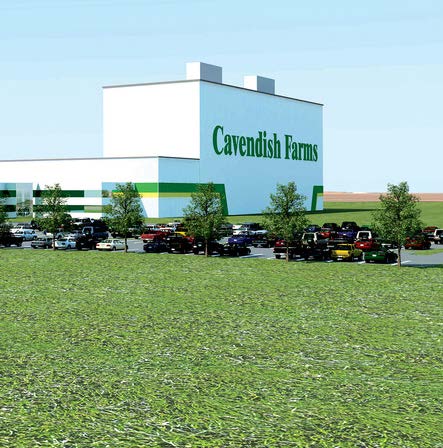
[143,201,443,228]
[0,251,442,447]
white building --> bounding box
[0,62,323,218]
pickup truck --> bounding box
[330,243,363,261]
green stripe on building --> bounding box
[311,185,323,211]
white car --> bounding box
[96,238,127,251]
[54,237,77,250]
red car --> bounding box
[404,236,431,250]
[354,239,381,252]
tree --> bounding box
[103,182,144,253]
[34,184,72,250]
[262,182,309,262]
[0,197,10,233]
[182,182,225,257]
[372,181,422,267]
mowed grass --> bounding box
[1,251,442,447]
[144,201,443,228]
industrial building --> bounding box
[0,62,323,218]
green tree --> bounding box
[372,181,422,267]
[262,182,308,262]
[34,184,72,250]
[103,182,144,253]
[182,182,225,257]
[0,197,10,232]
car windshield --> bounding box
[336,245,351,250]
[102,239,112,243]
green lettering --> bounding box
[292,141,298,160]
[213,125,223,155]
[232,135,239,156]
[284,135,292,159]
[304,143,313,161]
[239,136,246,156]
[273,133,281,159]
[255,131,263,157]
[313,144,318,162]
[246,137,255,156]
[224,134,232,155]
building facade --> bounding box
[0,62,323,218]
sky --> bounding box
[0,0,442,192]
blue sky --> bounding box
[0,0,442,192]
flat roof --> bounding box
[0,155,200,163]
[102,78,323,107]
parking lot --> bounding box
[14,236,443,266]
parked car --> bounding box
[96,238,127,251]
[303,245,331,261]
[251,235,276,248]
[232,222,263,235]
[432,229,443,244]
[273,239,305,260]
[82,225,109,241]
[75,234,99,250]
[223,242,251,257]
[365,248,398,264]
[319,223,339,239]
[13,229,37,241]
[141,231,168,243]
[354,239,381,252]
[404,236,431,250]
[330,243,363,261]
[54,237,77,250]
[301,232,328,248]
[0,231,23,247]
[422,226,439,240]
[31,236,53,249]
[143,240,169,253]
[192,239,224,255]
[304,224,322,232]
[165,235,193,253]
[228,235,254,246]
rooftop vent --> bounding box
[243,75,275,94]
[186,62,222,83]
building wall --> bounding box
[103,81,201,159]
[0,157,161,218]
[198,82,323,214]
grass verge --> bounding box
[0,251,441,447]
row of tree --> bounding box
[0,181,423,266]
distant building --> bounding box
[0,62,323,218]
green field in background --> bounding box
[1,251,441,447]
[145,201,443,227]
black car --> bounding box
[192,239,224,255]
[75,235,99,250]
[251,235,276,248]
[223,242,251,257]
[165,235,193,254]
[143,241,169,253]
[0,232,23,247]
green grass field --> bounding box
[1,251,441,447]
[144,201,443,228]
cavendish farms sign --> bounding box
[212,125,319,162]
